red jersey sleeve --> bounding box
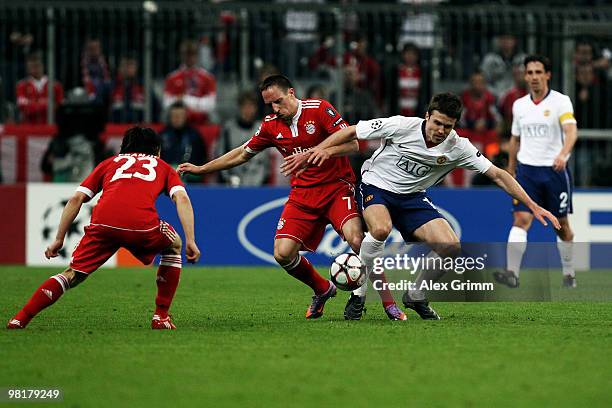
[77,157,112,199]
[244,119,274,154]
[318,100,348,134]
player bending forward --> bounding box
[283,92,560,319]
[179,74,405,320]
[7,127,200,330]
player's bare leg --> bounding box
[7,268,87,329]
[274,238,335,319]
[556,217,576,287]
[401,218,459,320]
[347,205,406,321]
[152,232,183,330]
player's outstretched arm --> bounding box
[280,125,358,176]
[45,192,89,259]
[485,165,561,229]
[177,146,253,176]
[308,125,358,166]
[172,190,201,263]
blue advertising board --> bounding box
[156,186,562,266]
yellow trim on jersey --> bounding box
[559,112,576,124]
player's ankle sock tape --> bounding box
[159,255,183,268]
[281,255,302,271]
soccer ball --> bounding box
[329,253,366,291]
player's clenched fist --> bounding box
[185,240,201,263]
[44,239,63,259]
[177,162,201,175]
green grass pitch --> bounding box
[1,266,611,408]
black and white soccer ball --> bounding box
[329,253,366,291]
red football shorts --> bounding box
[275,180,360,251]
[70,221,177,274]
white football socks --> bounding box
[557,237,575,277]
[507,226,527,277]
[354,233,386,298]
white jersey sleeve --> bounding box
[558,94,577,125]
[456,138,493,173]
[355,116,403,140]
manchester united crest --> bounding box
[436,156,448,165]
[305,121,316,135]
[277,218,286,230]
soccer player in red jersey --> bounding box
[7,127,200,330]
[178,75,404,320]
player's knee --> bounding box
[513,213,532,230]
[435,241,461,259]
[166,234,182,255]
[346,233,364,253]
[273,243,298,266]
[369,224,392,241]
[558,221,574,241]
[61,268,88,288]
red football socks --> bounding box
[155,256,182,318]
[12,274,70,327]
[283,255,330,295]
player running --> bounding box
[7,127,200,330]
[282,92,560,320]
[495,55,579,288]
[178,75,405,320]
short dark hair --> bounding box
[524,54,551,72]
[427,92,463,120]
[119,127,161,156]
[169,100,186,111]
[238,90,258,107]
[258,75,293,93]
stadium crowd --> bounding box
[2,19,611,186]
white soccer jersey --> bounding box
[356,116,492,194]
[511,89,577,166]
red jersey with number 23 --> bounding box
[245,99,356,187]
[77,153,185,231]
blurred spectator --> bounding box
[498,63,527,140]
[198,35,215,73]
[217,91,270,186]
[575,62,607,128]
[344,35,382,107]
[81,39,111,105]
[111,55,145,123]
[460,71,500,136]
[164,39,217,125]
[277,0,324,79]
[397,43,423,117]
[41,103,108,182]
[480,34,526,98]
[255,63,279,117]
[160,102,206,183]
[574,40,611,72]
[308,35,336,78]
[333,66,377,126]
[16,51,64,124]
[453,70,500,187]
[332,65,378,182]
[306,84,327,100]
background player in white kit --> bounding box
[495,55,579,288]
[283,92,560,320]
